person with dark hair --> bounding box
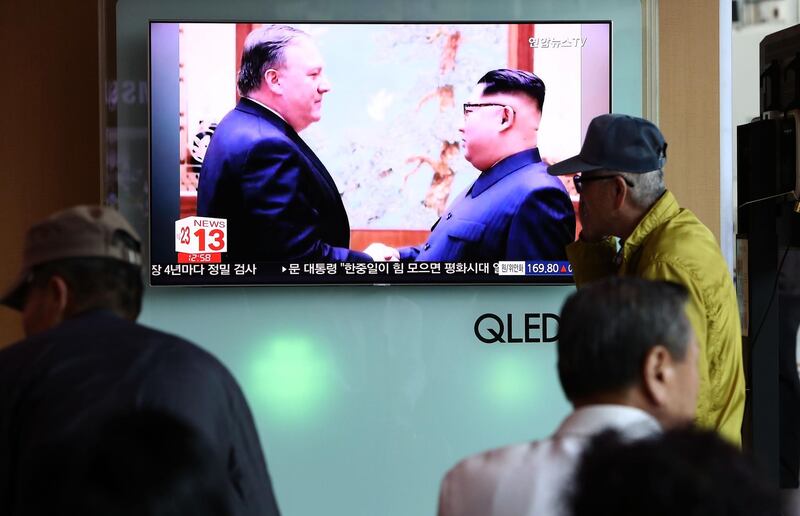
[52,410,235,516]
[547,114,745,445]
[437,277,699,516]
[569,427,781,516]
[198,25,382,262]
[0,206,281,516]
[394,68,575,262]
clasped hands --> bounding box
[364,243,400,262]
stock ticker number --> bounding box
[526,262,571,274]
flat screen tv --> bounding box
[149,21,611,285]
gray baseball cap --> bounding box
[548,114,668,176]
[1,205,142,310]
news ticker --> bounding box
[152,260,572,278]
[169,216,573,279]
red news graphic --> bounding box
[175,216,227,263]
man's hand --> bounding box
[578,228,607,243]
[577,200,607,243]
[364,243,400,262]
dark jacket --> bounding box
[198,98,369,262]
[401,148,575,262]
[0,310,281,516]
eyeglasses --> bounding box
[463,103,515,117]
[573,173,635,194]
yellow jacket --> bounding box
[566,190,745,445]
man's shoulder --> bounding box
[0,311,139,357]
[1,312,222,372]
[479,161,568,207]
[214,105,295,150]
[643,207,725,269]
[75,311,195,346]
[127,320,230,372]
[655,205,714,237]
[513,161,571,198]
[445,438,554,485]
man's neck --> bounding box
[616,205,651,241]
[504,139,538,158]
[244,95,287,124]
[571,388,674,428]
[486,142,538,170]
[572,389,646,411]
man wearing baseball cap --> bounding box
[548,114,745,446]
[0,206,281,516]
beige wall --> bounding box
[659,0,721,240]
[0,0,103,346]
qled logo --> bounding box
[474,313,560,344]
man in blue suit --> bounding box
[398,69,575,262]
[198,25,377,262]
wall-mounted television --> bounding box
[149,21,610,285]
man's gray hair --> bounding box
[620,169,665,208]
[237,25,308,96]
[558,276,691,402]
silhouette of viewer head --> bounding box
[460,69,546,172]
[57,409,234,516]
[557,277,699,429]
[238,25,332,133]
[569,427,781,516]
[0,205,143,337]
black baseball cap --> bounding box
[547,114,667,176]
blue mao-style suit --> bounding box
[197,98,370,262]
[401,148,576,262]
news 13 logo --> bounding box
[474,313,560,344]
[175,216,227,264]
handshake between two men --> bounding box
[197,25,574,265]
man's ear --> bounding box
[263,68,282,95]
[48,275,69,315]
[611,176,629,210]
[498,106,515,132]
[641,345,675,407]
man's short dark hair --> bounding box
[30,233,143,320]
[569,427,781,516]
[237,25,308,96]
[477,69,546,111]
[557,277,691,402]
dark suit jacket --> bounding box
[400,148,575,262]
[197,98,370,262]
[0,310,281,516]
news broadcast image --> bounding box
[149,21,610,285]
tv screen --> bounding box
[149,21,611,285]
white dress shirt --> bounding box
[244,96,287,123]
[437,405,661,516]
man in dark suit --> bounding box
[396,69,575,262]
[198,25,382,262]
[0,206,281,516]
